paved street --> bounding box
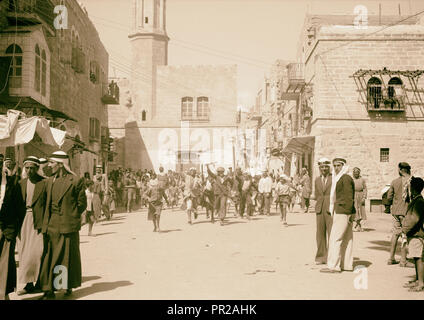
[12,204,424,300]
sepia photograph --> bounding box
[0,0,424,309]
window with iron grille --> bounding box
[367,77,382,109]
[380,148,389,162]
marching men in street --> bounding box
[206,164,231,226]
[275,174,291,227]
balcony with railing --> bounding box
[181,112,210,122]
[7,0,55,30]
[287,63,305,92]
[101,81,120,105]
[367,86,405,112]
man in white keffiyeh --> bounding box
[320,157,356,274]
[0,154,26,300]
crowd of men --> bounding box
[1,151,423,300]
[0,151,86,300]
[313,158,423,293]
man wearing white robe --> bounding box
[17,156,46,295]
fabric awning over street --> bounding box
[0,110,65,147]
[283,136,315,154]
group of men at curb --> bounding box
[314,158,424,291]
[0,151,86,300]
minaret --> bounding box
[129,0,169,123]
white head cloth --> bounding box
[329,158,349,215]
[49,151,76,176]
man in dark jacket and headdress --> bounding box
[0,154,26,300]
[320,157,355,274]
[38,151,87,299]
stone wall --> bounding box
[304,22,424,204]
[47,0,109,175]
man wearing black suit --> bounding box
[321,157,355,273]
[314,158,332,265]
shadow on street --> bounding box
[367,240,401,254]
[159,229,182,234]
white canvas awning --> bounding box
[0,110,65,147]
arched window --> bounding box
[142,110,146,121]
[367,77,382,109]
[5,44,23,88]
[388,77,402,98]
[35,44,41,92]
[41,50,47,96]
[197,96,209,119]
[181,97,193,119]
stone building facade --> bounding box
[0,0,117,175]
[290,14,424,210]
[108,0,238,172]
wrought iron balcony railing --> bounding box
[101,81,120,105]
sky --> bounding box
[79,0,424,109]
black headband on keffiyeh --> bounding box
[23,156,40,167]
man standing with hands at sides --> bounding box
[0,154,26,300]
[320,157,355,273]
[258,171,273,215]
[314,158,332,265]
[300,167,312,213]
[17,157,46,296]
[206,164,230,226]
[387,162,415,267]
[183,167,197,225]
[39,151,87,299]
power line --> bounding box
[88,14,274,66]
[319,9,424,56]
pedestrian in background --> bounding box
[85,181,96,236]
[288,177,297,213]
[300,167,312,213]
[352,167,367,232]
[258,171,273,215]
[146,174,169,232]
[276,174,290,227]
